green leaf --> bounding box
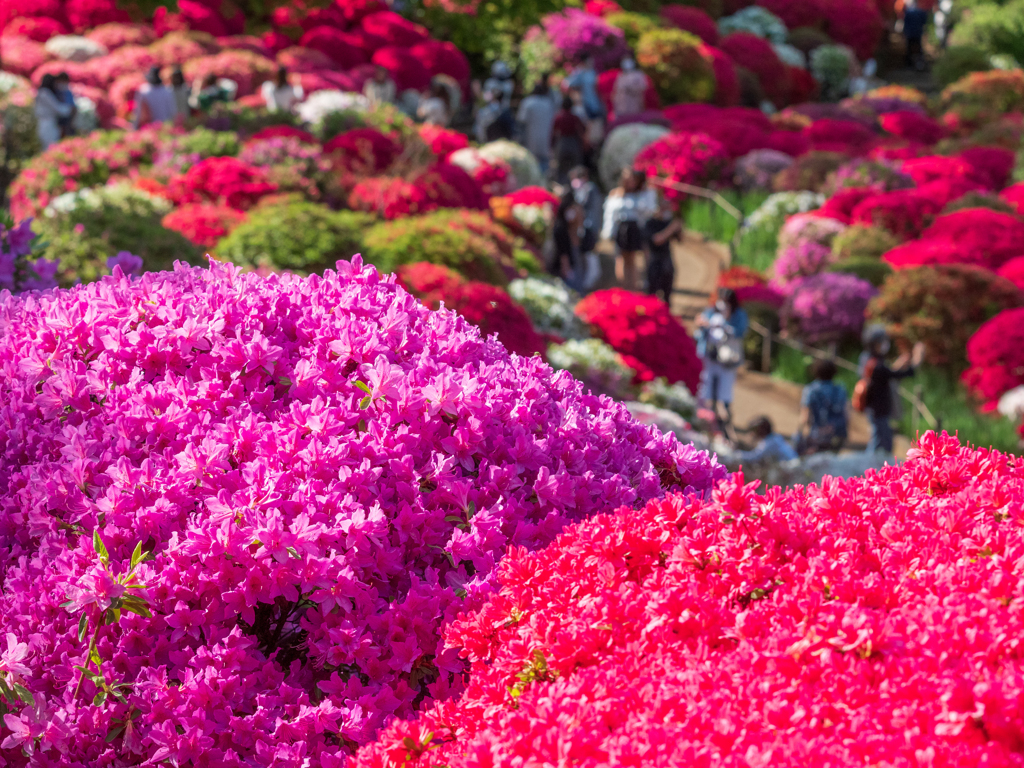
[74,665,102,682]
[105,726,126,743]
[78,614,89,642]
[93,691,108,707]
[89,644,102,668]
[122,602,152,619]
[59,600,75,609]
[13,684,34,706]
[93,530,109,565]
[354,380,373,395]
[359,395,371,410]
[130,541,144,569]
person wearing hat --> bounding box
[858,326,924,454]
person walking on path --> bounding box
[551,96,586,184]
[857,326,924,454]
[517,78,557,175]
[135,66,177,127]
[695,287,749,432]
[611,58,648,118]
[34,74,75,149]
[796,358,849,454]
[902,0,929,70]
[602,167,657,291]
[644,194,681,302]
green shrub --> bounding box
[636,28,716,105]
[933,44,994,88]
[319,103,416,144]
[949,0,1024,64]
[174,127,241,158]
[831,224,899,262]
[940,68,1024,128]
[363,209,529,285]
[34,183,202,286]
[827,256,893,287]
[203,103,298,137]
[215,202,371,274]
[606,11,661,50]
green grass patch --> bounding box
[682,190,777,273]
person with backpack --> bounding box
[854,326,924,454]
[695,287,748,432]
[796,358,848,454]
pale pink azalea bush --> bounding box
[355,431,1024,767]
[0,258,724,764]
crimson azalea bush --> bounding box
[350,164,487,221]
[575,288,702,392]
[879,110,945,145]
[161,203,249,249]
[998,256,1024,290]
[632,132,729,201]
[0,259,724,764]
[167,156,278,211]
[396,262,545,358]
[325,128,401,177]
[718,32,788,106]
[963,306,1024,408]
[659,4,718,44]
[867,264,1022,370]
[850,189,942,241]
[821,0,884,60]
[355,432,1024,768]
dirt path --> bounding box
[667,236,912,457]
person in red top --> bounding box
[551,96,587,184]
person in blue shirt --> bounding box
[55,72,77,139]
[734,416,797,465]
[564,57,604,121]
[796,358,849,454]
[695,287,748,431]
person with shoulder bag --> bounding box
[695,288,748,431]
[855,325,924,454]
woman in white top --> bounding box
[602,167,657,291]
[261,67,304,113]
[417,82,450,126]
[34,74,75,149]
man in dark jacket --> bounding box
[859,326,924,454]
[903,0,929,70]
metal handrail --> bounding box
[748,320,939,431]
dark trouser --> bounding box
[646,255,674,302]
[905,35,923,66]
[866,409,894,454]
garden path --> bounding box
[668,236,912,458]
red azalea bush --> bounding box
[879,110,945,145]
[1002,183,1024,215]
[665,105,775,158]
[903,148,1015,191]
[850,189,942,240]
[360,10,429,47]
[0,35,52,77]
[963,307,1024,407]
[248,125,319,144]
[822,0,884,60]
[504,187,560,208]
[718,32,788,106]
[275,45,336,73]
[325,128,401,176]
[371,46,432,92]
[355,433,1024,768]
[162,203,249,248]
[3,16,67,41]
[814,186,878,223]
[719,265,785,307]
[917,208,1024,269]
[419,124,470,160]
[168,156,279,210]
[409,40,470,88]
[349,176,430,219]
[299,26,370,69]
[759,0,825,28]
[632,132,730,200]
[660,5,718,45]
[575,288,702,392]
[804,118,877,155]
[998,256,1024,289]
[397,262,546,358]
[706,45,740,107]
[64,0,129,33]
[0,0,64,34]
[413,162,489,212]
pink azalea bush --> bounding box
[0,259,724,764]
[354,431,1024,767]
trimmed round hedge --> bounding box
[214,200,372,274]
